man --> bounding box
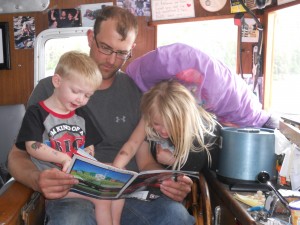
[8,6,194,225]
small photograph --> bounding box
[48,8,81,28]
[80,2,113,27]
[117,0,151,17]
[13,16,35,49]
[241,18,259,43]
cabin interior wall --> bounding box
[2,0,291,106]
[0,0,155,106]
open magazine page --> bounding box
[67,154,199,201]
[66,154,138,199]
[121,170,199,200]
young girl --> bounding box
[113,79,217,170]
[111,80,217,225]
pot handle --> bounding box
[237,128,260,133]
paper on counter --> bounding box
[233,193,265,207]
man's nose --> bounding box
[106,52,117,64]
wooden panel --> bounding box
[279,120,300,147]
[0,0,294,105]
[0,181,33,225]
[203,170,257,225]
[0,0,155,106]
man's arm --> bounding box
[8,145,78,199]
[135,142,192,202]
[8,145,41,191]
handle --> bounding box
[214,206,221,225]
[237,128,260,133]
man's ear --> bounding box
[131,43,137,50]
[87,29,94,48]
[52,74,62,88]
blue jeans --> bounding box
[45,197,195,225]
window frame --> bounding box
[34,27,90,87]
[263,2,300,116]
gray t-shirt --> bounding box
[28,71,142,171]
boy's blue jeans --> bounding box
[45,196,195,225]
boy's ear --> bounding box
[52,74,61,88]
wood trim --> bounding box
[148,14,234,26]
[0,180,33,225]
[203,170,257,225]
[279,120,300,147]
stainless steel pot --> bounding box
[217,127,276,184]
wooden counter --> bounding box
[203,169,261,225]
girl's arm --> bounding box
[113,118,146,169]
[26,141,72,172]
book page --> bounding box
[67,155,199,200]
[67,155,138,199]
[120,170,199,200]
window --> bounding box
[157,19,238,72]
[34,27,90,86]
[265,4,300,119]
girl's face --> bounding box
[151,113,169,139]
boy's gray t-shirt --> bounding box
[28,71,141,171]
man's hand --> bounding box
[38,168,79,199]
[160,175,193,202]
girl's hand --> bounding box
[156,144,176,166]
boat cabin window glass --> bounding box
[45,36,89,77]
[34,27,90,86]
[156,19,238,72]
[265,4,300,119]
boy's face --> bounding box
[53,73,95,112]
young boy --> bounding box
[15,51,114,225]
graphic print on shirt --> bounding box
[44,114,86,158]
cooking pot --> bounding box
[217,127,276,184]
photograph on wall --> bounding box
[117,0,151,17]
[241,18,259,43]
[48,8,81,29]
[80,2,113,27]
[13,16,36,49]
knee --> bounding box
[45,198,96,225]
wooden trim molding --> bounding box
[279,120,300,147]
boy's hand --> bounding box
[61,157,72,172]
[84,146,95,156]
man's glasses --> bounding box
[94,38,132,60]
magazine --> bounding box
[66,154,199,201]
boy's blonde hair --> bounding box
[141,80,217,170]
[55,51,102,90]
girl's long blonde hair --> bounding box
[141,80,217,170]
